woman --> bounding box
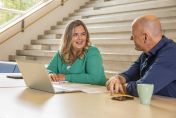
[47,20,106,85]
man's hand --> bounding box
[106,75,126,95]
[48,74,65,82]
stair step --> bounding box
[27,44,138,53]
[84,10,176,24]
[38,34,61,39]
[16,50,56,57]
[89,30,176,39]
[102,52,140,61]
[32,38,134,45]
[11,52,141,60]
[55,17,176,29]
[30,38,140,53]
[57,8,176,26]
[103,51,141,72]
[9,55,51,64]
[42,31,175,41]
[55,21,132,29]
[94,0,148,10]
[79,7,94,12]
[49,26,127,34]
[46,22,176,35]
[103,60,132,72]
[31,39,61,45]
[63,15,82,21]
[15,50,140,61]
[83,0,176,18]
[81,0,107,8]
[86,0,147,8]
[24,44,50,50]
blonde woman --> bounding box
[47,20,106,85]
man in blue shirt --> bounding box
[106,15,176,97]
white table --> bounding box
[0,74,176,118]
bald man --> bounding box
[106,15,176,97]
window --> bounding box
[0,0,46,26]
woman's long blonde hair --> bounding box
[60,20,91,64]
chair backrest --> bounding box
[0,61,20,73]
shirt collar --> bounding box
[147,35,169,57]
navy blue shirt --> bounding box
[121,36,176,97]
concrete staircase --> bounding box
[9,0,176,78]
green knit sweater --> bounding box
[47,46,106,86]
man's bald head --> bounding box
[131,15,163,53]
[132,15,163,38]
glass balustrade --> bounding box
[0,0,47,27]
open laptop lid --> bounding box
[16,59,55,93]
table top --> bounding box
[0,74,176,118]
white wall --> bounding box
[0,0,89,61]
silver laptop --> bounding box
[16,60,81,93]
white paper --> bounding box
[53,82,108,93]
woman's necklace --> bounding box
[67,65,71,70]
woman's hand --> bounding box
[48,73,65,82]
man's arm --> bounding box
[120,54,142,83]
[106,54,142,94]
